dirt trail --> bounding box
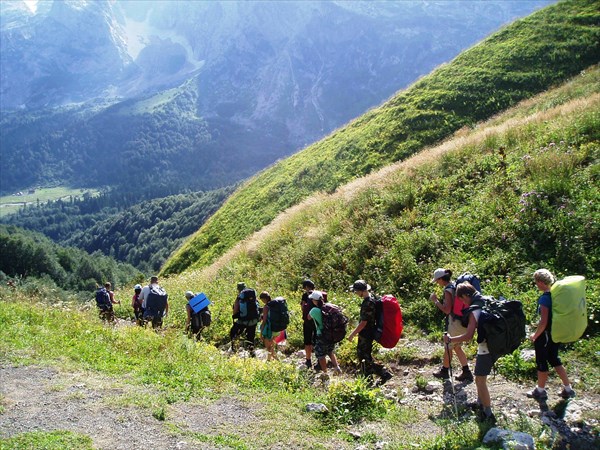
[0,365,256,450]
[1,339,599,449]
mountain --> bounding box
[161,0,599,276]
[0,0,553,197]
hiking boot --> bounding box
[559,388,576,399]
[480,412,496,424]
[526,388,547,399]
[378,372,393,386]
[304,359,312,369]
[455,369,473,382]
[433,367,450,380]
[333,367,342,376]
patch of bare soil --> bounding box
[0,365,257,450]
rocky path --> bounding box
[1,338,598,449]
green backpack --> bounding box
[550,276,587,343]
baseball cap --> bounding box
[308,291,323,301]
[431,268,447,283]
[350,280,371,292]
[185,291,195,299]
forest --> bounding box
[2,187,233,273]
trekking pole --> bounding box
[444,332,459,418]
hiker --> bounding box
[308,291,342,376]
[430,268,473,381]
[230,282,258,356]
[259,292,279,361]
[184,290,211,339]
[347,280,392,386]
[444,282,496,422]
[131,284,144,325]
[95,282,119,322]
[301,279,317,369]
[139,276,169,328]
[105,282,120,306]
[526,269,575,400]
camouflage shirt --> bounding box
[359,295,377,338]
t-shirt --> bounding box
[537,291,552,333]
[309,307,323,335]
[469,295,489,355]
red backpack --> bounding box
[374,295,403,348]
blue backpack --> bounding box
[95,288,111,310]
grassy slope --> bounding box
[162,0,600,275]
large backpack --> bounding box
[267,297,290,332]
[550,276,587,343]
[321,303,349,344]
[95,287,111,309]
[144,285,168,317]
[189,293,212,333]
[374,295,403,349]
[452,272,482,318]
[238,288,260,323]
[466,296,526,357]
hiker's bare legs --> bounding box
[305,344,313,361]
[536,370,549,389]
[454,346,468,367]
[554,365,570,386]
[318,357,327,372]
[475,375,491,409]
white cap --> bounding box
[431,268,447,283]
[309,291,323,301]
[185,291,195,299]
[134,284,142,290]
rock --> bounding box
[483,427,535,450]
[403,369,410,376]
[306,403,328,413]
[348,431,361,440]
[424,381,442,393]
[527,410,541,418]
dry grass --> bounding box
[195,92,599,284]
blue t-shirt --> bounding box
[537,291,552,332]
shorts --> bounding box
[314,336,335,359]
[303,320,316,346]
[474,353,498,377]
[447,316,467,349]
[534,331,562,372]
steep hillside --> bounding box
[162,0,600,275]
[159,65,599,341]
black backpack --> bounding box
[190,308,211,333]
[465,296,526,357]
[95,288,111,309]
[321,303,349,344]
[144,285,168,318]
[267,297,290,332]
[238,288,260,322]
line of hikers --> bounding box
[95,267,586,424]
